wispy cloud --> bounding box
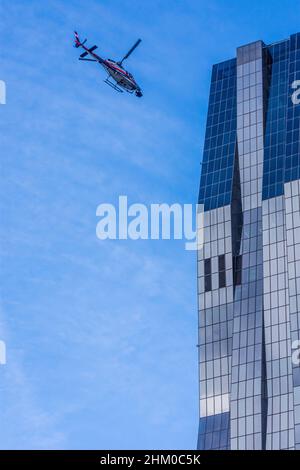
[0,304,67,449]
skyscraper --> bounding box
[197,33,300,450]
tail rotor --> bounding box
[74,31,87,48]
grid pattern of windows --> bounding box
[198,33,300,450]
[231,41,266,450]
[198,412,230,450]
[198,59,237,211]
[263,33,300,199]
[198,206,233,449]
[236,44,264,213]
[231,208,265,450]
[285,180,300,449]
[263,40,289,200]
[263,195,295,449]
[285,33,300,184]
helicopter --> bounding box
[74,31,143,97]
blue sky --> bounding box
[0,0,299,450]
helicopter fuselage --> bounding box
[75,36,142,96]
[102,60,137,92]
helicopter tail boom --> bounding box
[74,31,86,48]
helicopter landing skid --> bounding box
[104,78,123,93]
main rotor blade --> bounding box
[119,39,141,64]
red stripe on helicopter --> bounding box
[106,62,130,77]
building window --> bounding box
[204,258,212,292]
[233,255,242,285]
[218,254,226,288]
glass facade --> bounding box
[197,33,300,450]
[198,59,237,211]
[263,40,289,200]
